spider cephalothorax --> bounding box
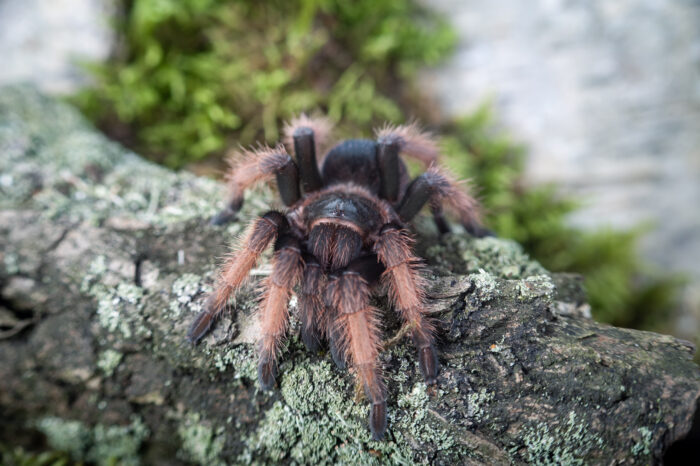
[188,116,486,440]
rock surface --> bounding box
[0,0,114,94]
[1,86,699,464]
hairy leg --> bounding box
[326,257,387,440]
[397,165,490,237]
[187,211,288,343]
[283,114,332,159]
[284,115,332,193]
[373,224,438,384]
[298,254,326,351]
[257,235,304,390]
[375,123,439,169]
[212,145,299,225]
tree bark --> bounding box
[1,85,698,465]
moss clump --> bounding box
[177,413,226,466]
[0,445,72,466]
[73,0,454,168]
[36,416,148,466]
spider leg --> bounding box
[326,255,387,440]
[211,146,300,225]
[375,123,439,169]
[187,211,288,343]
[283,114,332,157]
[397,165,491,237]
[374,224,438,384]
[298,254,325,351]
[257,235,304,390]
[284,115,331,193]
[290,127,324,193]
[376,138,400,202]
[326,255,384,370]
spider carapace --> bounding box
[187,116,486,440]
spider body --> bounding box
[188,117,485,440]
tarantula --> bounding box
[187,116,485,440]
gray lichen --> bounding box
[97,349,123,376]
[520,411,604,465]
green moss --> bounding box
[72,0,455,168]
[394,384,457,452]
[0,445,72,466]
[36,416,148,466]
[177,413,226,466]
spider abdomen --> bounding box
[322,139,382,193]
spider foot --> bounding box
[370,400,387,441]
[418,344,439,385]
[258,357,277,391]
[329,336,346,370]
[187,296,219,344]
[300,325,322,352]
[210,207,237,226]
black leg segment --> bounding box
[377,139,400,202]
[396,173,433,222]
[275,159,301,206]
[293,127,324,193]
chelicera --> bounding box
[188,116,486,440]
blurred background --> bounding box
[1,0,698,349]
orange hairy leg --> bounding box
[326,255,387,440]
[212,146,298,225]
[374,224,438,384]
[187,211,288,343]
[298,254,326,351]
[257,235,304,390]
[375,123,440,169]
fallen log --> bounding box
[1,85,698,465]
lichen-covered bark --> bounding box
[1,85,698,465]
